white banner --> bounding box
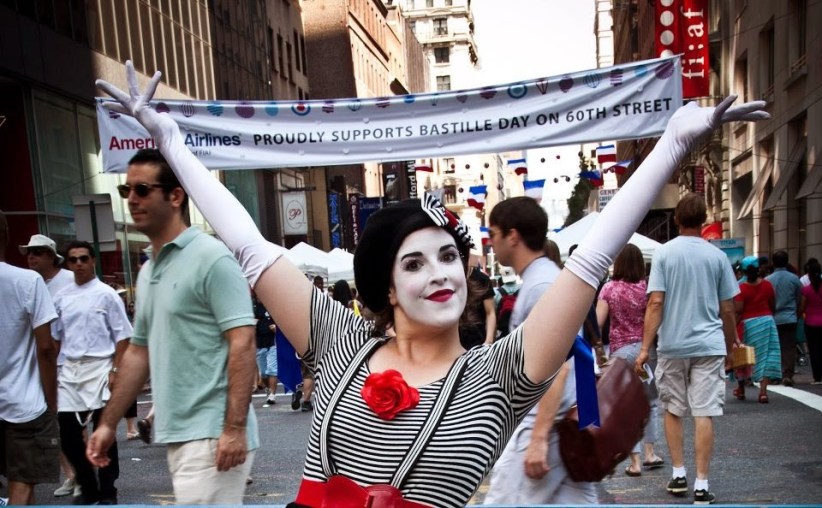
[97,56,682,173]
[280,191,308,235]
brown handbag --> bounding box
[556,357,651,482]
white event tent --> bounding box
[283,242,355,283]
[551,212,661,262]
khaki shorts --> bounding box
[0,410,61,484]
[656,356,726,417]
[167,438,255,504]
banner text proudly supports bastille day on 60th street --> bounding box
[98,56,682,172]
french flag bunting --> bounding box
[480,226,490,247]
[467,185,487,211]
[596,144,617,165]
[579,170,604,187]
[523,179,546,202]
[508,158,528,176]
[610,160,631,175]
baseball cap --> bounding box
[740,255,759,271]
[18,234,64,263]
[500,266,517,284]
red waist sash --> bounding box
[295,477,431,508]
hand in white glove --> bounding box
[96,61,177,140]
[662,95,770,156]
[96,61,285,287]
[565,95,770,289]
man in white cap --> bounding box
[19,234,80,498]
[19,234,74,295]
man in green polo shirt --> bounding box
[86,149,258,504]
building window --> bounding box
[445,0,452,5]
[293,29,301,72]
[277,33,285,77]
[426,0,434,7]
[286,41,294,83]
[436,75,451,91]
[789,0,807,70]
[267,27,276,73]
[408,20,415,34]
[434,46,449,63]
[759,20,774,99]
[735,56,748,102]
[433,17,447,36]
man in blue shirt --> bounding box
[766,250,802,387]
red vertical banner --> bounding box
[655,0,682,58]
[680,0,709,98]
[655,0,710,99]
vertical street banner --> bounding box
[281,191,308,235]
[348,194,361,247]
[358,197,383,236]
[405,161,418,200]
[327,192,343,248]
[655,0,709,98]
[97,57,682,172]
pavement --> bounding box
[21,359,822,506]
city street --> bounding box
[29,363,822,506]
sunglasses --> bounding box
[68,255,92,264]
[117,183,166,199]
[27,247,50,256]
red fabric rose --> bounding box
[360,369,420,420]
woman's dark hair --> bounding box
[332,280,353,305]
[543,239,563,268]
[745,264,760,283]
[612,244,645,283]
[809,260,822,293]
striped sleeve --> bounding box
[480,325,554,419]
[302,287,373,371]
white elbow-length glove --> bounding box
[564,95,769,289]
[97,61,284,287]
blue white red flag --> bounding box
[467,185,487,210]
[596,144,617,165]
[579,170,604,187]
[523,179,546,201]
[508,158,528,176]
[609,160,631,175]
[480,226,490,246]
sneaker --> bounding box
[74,484,83,497]
[291,388,303,410]
[55,478,78,497]
[262,397,276,408]
[1,497,8,506]
[667,476,688,496]
[693,489,716,504]
[301,400,314,412]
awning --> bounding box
[737,156,774,219]
[762,138,807,210]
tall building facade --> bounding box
[0,0,311,291]
[607,0,821,264]
[390,0,502,246]
[300,0,429,250]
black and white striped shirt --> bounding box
[299,289,552,507]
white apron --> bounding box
[57,356,112,412]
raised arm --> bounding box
[522,96,769,383]
[96,62,313,354]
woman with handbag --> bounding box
[93,62,767,507]
[596,244,664,476]
[734,256,781,403]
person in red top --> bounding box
[734,256,781,403]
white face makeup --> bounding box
[389,227,467,330]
